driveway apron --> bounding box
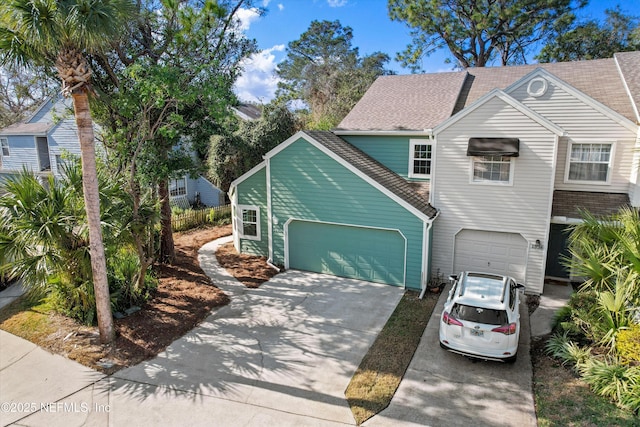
[365,283,536,427]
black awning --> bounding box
[467,138,520,157]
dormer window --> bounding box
[409,139,432,179]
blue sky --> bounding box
[234,0,640,103]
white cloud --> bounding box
[278,3,284,11]
[236,7,261,31]
[327,0,347,7]
[234,45,286,103]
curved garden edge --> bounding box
[0,224,274,375]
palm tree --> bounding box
[0,0,135,343]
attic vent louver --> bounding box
[467,138,520,157]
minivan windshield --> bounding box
[452,304,507,325]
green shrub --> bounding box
[617,325,640,366]
[546,331,591,368]
[108,249,157,313]
[208,204,232,224]
[172,205,231,232]
[47,275,96,325]
[552,305,573,331]
[580,358,640,409]
[171,205,185,216]
[620,382,640,413]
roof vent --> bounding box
[527,77,548,98]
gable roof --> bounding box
[434,88,565,136]
[615,51,640,122]
[303,131,438,219]
[258,130,437,220]
[338,52,640,131]
[336,72,467,131]
[0,95,64,136]
[232,103,262,121]
[0,122,52,136]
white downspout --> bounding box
[419,210,439,299]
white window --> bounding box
[409,140,432,178]
[472,155,513,184]
[566,142,613,183]
[1,137,9,157]
[169,178,187,197]
[238,205,260,240]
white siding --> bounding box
[509,78,637,193]
[629,132,640,207]
[432,97,556,294]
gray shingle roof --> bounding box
[456,58,637,120]
[0,122,52,135]
[615,51,640,122]
[551,190,630,218]
[232,103,262,121]
[304,130,437,219]
[337,72,467,131]
[338,52,640,131]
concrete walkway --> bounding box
[0,281,24,311]
[530,282,574,338]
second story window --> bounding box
[566,142,612,183]
[1,137,9,157]
[472,155,513,184]
[409,139,432,178]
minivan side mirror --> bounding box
[449,275,458,282]
[515,283,525,289]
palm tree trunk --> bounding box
[71,91,115,344]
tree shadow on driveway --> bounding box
[103,269,405,425]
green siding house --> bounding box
[232,52,640,295]
[230,131,437,290]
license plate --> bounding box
[470,329,483,337]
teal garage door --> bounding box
[287,221,405,286]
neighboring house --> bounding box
[0,96,81,179]
[233,51,640,295]
[231,103,262,121]
[0,96,224,207]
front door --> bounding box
[545,224,572,279]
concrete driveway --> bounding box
[1,236,404,426]
[1,235,539,426]
[365,283,536,427]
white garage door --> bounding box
[453,230,527,283]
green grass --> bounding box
[533,341,638,427]
[0,296,56,342]
[345,290,438,425]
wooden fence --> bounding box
[171,204,231,232]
